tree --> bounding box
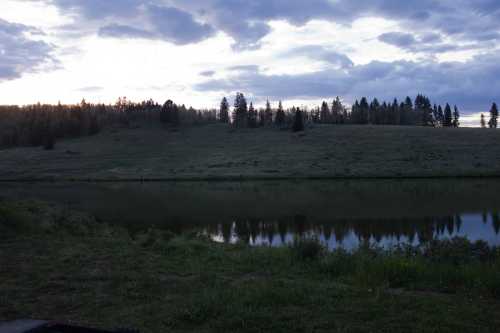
[480,114,486,128]
[320,101,330,124]
[264,100,273,126]
[219,97,229,123]
[489,102,498,129]
[401,96,413,125]
[359,97,370,124]
[437,105,444,127]
[452,105,460,128]
[443,103,453,127]
[160,100,179,126]
[248,102,257,128]
[369,98,380,124]
[331,97,343,124]
[292,108,304,132]
[275,101,285,127]
[233,92,248,128]
[415,94,434,126]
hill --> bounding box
[0,124,499,180]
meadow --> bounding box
[1,124,500,180]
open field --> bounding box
[2,200,500,333]
[1,124,500,180]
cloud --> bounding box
[195,52,500,112]
[0,19,56,81]
[282,46,354,68]
[200,70,216,77]
[98,24,153,39]
[147,5,215,45]
[378,32,417,48]
[44,0,500,50]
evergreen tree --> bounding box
[219,97,229,123]
[320,101,330,124]
[264,100,273,126]
[275,101,286,127]
[489,102,498,129]
[443,103,453,127]
[437,105,444,127]
[351,100,360,124]
[452,105,460,128]
[369,98,380,124]
[233,92,248,128]
[401,96,413,125]
[292,107,304,132]
[258,109,265,127]
[415,94,434,126]
[359,97,370,124]
[480,113,486,128]
[331,97,343,124]
[248,102,257,128]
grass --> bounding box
[1,124,500,180]
[2,200,500,332]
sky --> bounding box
[0,0,499,126]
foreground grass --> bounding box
[1,124,500,180]
[2,201,500,332]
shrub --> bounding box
[290,237,325,261]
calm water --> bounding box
[3,179,500,250]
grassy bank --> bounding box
[2,201,500,332]
[1,124,500,180]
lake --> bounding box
[2,179,500,250]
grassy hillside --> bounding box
[1,124,499,180]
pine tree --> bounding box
[320,101,330,124]
[351,100,360,124]
[391,99,400,125]
[359,97,369,124]
[452,105,460,128]
[233,92,248,128]
[415,94,434,126]
[275,101,286,127]
[219,97,229,123]
[264,100,273,126]
[437,105,444,127]
[292,108,304,132]
[480,114,486,128]
[248,102,257,128]
[401,96,413,125]
[443,103,453,127]
[331,97,343,124]
[369,98,380,124]
[489,102,498,129]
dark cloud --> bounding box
[147,5,215,44]
[378,32,417,48]
[378,31,479,54]
[282,46,354,68]
[45,0,500,49]
[195,53,500,113]
[200,70,216,77]
[99,24,153,39]
[0,19,56,81]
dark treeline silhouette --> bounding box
[221,93,469,129]
[1,92,497,149]
[0,97,218,149]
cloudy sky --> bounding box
[1,0,499,124]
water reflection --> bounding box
[3,180,500,250]
[205,212,500,250]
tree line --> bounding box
[0,94,498,149]
[222,93,466,130]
